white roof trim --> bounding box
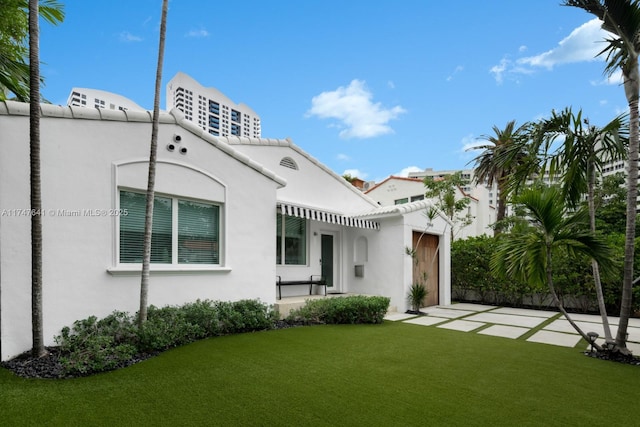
[0,101,286,189]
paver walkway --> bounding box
[384,303,640,353]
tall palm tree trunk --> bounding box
[616,60,640,350]
[139,0,168,327]
[28,0,45,358]
[546,244,597,347]
[588,166,613,343]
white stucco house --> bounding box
[366,175,494,239]
[0,101,450,361]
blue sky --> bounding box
[39,0,625,182]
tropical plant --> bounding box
[407,283,428,313]
[564,0,640,353]
[533,107,627,343]
[491,186,616,351]
[0,0,64,101]
[139,0,169,326]
[469,120,532,234]
[423,171,472,240]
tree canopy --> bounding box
[0,0,64,101]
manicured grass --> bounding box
[1,321,639,426]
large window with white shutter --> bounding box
[119,190,220,265]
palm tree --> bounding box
[469,120,531,235]
[139,0,169,327]
[0,0,64,101]
[564,0,640,352]
[535,107,627,344]
[28,0,46,358]
[491,186,615,349]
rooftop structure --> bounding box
[66,88,144,111]
[166,72,261,139]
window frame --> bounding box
[110,188,228,274]
[276,212,308,266]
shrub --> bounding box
[407,283,427,312]
[55,311,138,375]
[287,296,390,324]
[55,299,278,376]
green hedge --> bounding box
[451,234,640,315]
[286,295,390,324]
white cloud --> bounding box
[490,58,509,85]
[460,133,481,152]
[307,80,406,139]
[490,19,610,83]
[186,28,210,38]
[395,166,422,177]
[590,69,624,86]
[343,168,368,179]
[337,153,351,161]
[519,45,527,53]
[119,31,143,42]
[446,65,464,82]
[518,19,606,69]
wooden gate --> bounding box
[412,231,439,307]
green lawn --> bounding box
[1,321,638,426]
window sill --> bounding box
[107,265,232,276]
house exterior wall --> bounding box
[230,142,379,215]
[0,104,281,361]
[230,140,384,299]
[366,178,425,206]
[367,177,492,239]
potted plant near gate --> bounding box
[407,280,428,315]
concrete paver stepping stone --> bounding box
[491,307,557,318]
[627,342,640,354]
[403,316,449,326]
[443,303,497,312]
[384,312,417,322]
[420,307,474,318]
[464,312,547,328]
[568,313,614,324]
[544,319,616,339]
[478,325,529,339]
[627,326,640,343]
[527,330,582,348]
[437,320,485,332]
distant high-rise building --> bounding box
[67,88,144,111]
[166,72,261,139]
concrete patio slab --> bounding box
[568,313,613,324]
[628,342,640,354]
[527,330,582,348]
[404,316,449,326]
[444,303,497,312]
[384,312,417,322]
[544,319,614,338]
[491,307,558,318]
[437,320,485,332]
[464,312,547,328]
[419,307,474,318]
[478,325,529,339]
[627,326,640,343]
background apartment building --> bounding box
[67,88,144,112]
[166,72,261,139]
